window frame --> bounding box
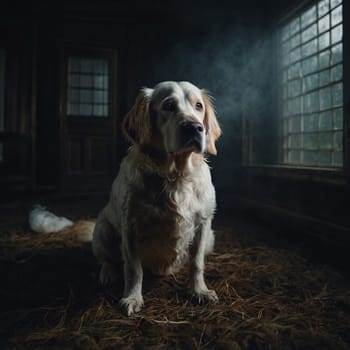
[277,0,344,169]
[243,0,349,184]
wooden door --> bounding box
[60,47,117,193]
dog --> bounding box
[92,81,221,315]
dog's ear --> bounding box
[122,88,153,145]
[202,90,221,155]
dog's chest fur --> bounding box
[128,158,214,276]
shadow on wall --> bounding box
[144,17,275,192]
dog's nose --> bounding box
[181,122,204,136]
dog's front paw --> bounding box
[119,295,144,316]
[193,289,219,304]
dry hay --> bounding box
[0,229,350,350]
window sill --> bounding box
[242,164,347,185]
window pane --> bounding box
[331,5,342,26]
[319,132,333,149]
[303,150,319,164]
[318,0,330,17]
[303,115,319,132]
[301,24,317,42]
[304,73,318,91]
[331,43,342,64]
[331,24,342,44]
[319,111,332,130]
[318,15,330,33]
[332,82,342,106]
[319,87,332,110]
[301,6,316,28]
[319,151,332,164]
[319,32,330,50]
[67,56,109,117]
[333,108,342,129]
[330,0,341,8]
[319,70,330,86]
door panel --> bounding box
[60,47,117,193]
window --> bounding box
[0,48,5,162]
[67,57,109,117]
[279,0,343,167]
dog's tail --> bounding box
[28,205,95,242]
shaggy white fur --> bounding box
[29,205,73,233]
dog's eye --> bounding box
[163,101,176,111]
[195,102,203,111]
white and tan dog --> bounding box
[29,81,221,316]
[92,81,221,315]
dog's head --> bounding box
[122,81,221,155]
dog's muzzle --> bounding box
[180,121,204,152]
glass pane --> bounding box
[290,150,301,163]
[290,117,301,132]
[303,133,319,149]
[302,56,318,75]
[303,91,319,113]
[290,47,301,63]
[318,0,330,17]
[302,39,317,57]
[332,82,342,106]
[319,151,332,164]
[290,18,300,35]
[330,0,341,9]
[68,103,79,115]
[331,5,342,26]
[288,79,302,97]
[319,111,332,130]
[94,75,106,89]
[303,115,319,132]
[333,131,342,150]
[319,32,330,50]
[331,43,342,64]
[94,90,105,103]
[80,89,92,103]
[318,15,330,33]
[281,24,290,41]
[93,105,104,116]
[319,87,332,110]
[331,64,342,82]
[333,108,342,129]
[290,34,300,49]
[319,132,333,149]
[304,73,318,92]
[290,134,301,148]
[288,62,301,79]
[331,24,342,44]
[319,50,331,69]
[80,104,92,116]
[303,150,319,164]
[80,75,93,88]
[319,70,330,86]
[301,6,316,28]
[301,24,317,42]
